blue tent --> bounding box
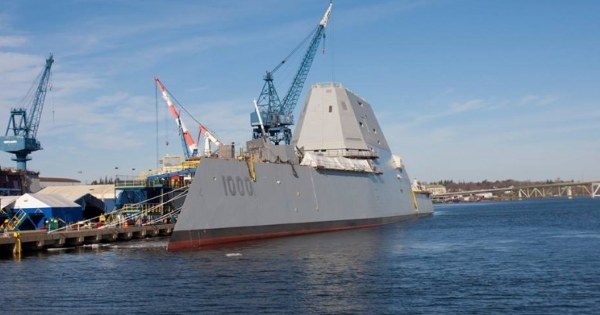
[13,193,83,229]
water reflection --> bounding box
[2,199,599,314]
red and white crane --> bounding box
[154,77,223,158]
[155,77,199,159]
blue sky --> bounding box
[0,0,599,183]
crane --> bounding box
[250,2,333,145]
[0,54,54,170]
[155,77,198,159]
[199,124,222,157]
[154,77,222,158]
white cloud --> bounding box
[50,71,103,97]
[0,35,28,48]
[450,99,484,113]
[519,94,558,106]
[0,51,40,74]
[0,52,54,114]
[334,0,439,28]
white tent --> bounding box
[13,193,82,228]
[1,196,19,211]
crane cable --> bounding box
[271,25,319,74]
[155,81,161,169]
[329,10,336,83]
[162,85,203,127]
[161,85,222,142]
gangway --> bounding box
[7,209,42,231]
[45,184,188,236]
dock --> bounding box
[0,224,174,255]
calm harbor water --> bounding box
[1,198,599,314]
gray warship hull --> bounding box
[168,152,432,251]
[168,83,433,251]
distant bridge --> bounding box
[434,181,600,201]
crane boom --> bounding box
[250,2,332,145]
[154,77,198,159]
[28,55,54,138]
[281,2,332,115]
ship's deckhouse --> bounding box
[292,83,390,157]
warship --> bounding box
[167,83,433,251]
[166,3,432,251]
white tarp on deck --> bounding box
[300,152,374,173]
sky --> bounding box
[0,0,599,184]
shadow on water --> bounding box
[0,236,171,261]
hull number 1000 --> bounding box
[222,176,254,197]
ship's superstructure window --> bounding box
[358,101,364,107]
[328,105,333,113]
[359,121,364,127]
[373,128,377,134]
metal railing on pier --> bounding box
[49,185,189,233]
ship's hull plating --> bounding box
[169,213,429,250]
[168,151,432,251]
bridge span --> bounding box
[433,181,600,201]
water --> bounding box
[1,198,599,314]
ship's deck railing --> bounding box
[114,179,149,188]
[137,159,199,184]
[120,203,164,214]
[158,160,199,173]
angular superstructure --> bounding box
[293,83,388,154]
[167,83,432,251]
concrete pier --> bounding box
[0,224,174,254]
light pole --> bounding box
[114,166,119,212]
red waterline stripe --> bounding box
[167,214,428,252]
